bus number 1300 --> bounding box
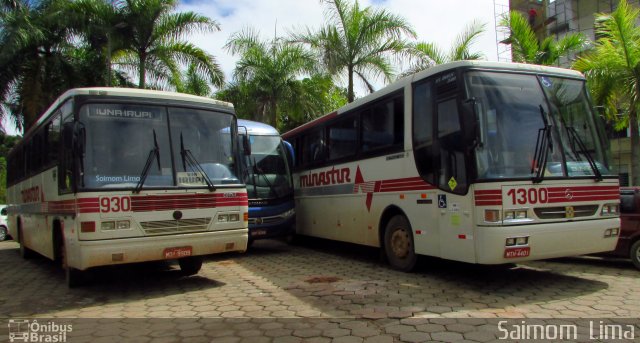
[507,188,549,205]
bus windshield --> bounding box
[245,135,293,200]
[80,103,240,189]
[465,71,612,181]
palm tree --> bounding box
[573,0,640,186]
[224,27,317,127]
[174,62,212,97]
[0,0,77,130]
[499,10,587,65]
[113,0,224,89]
[403,20,486,75]
[292,0,415,102]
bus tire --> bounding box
[179,256,203,276]
[630,240,640,271]
[18,227,34,259]
[384,215,417,272]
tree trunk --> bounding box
[269,100,277,128]
[138,52,146,89]
[347,64,354,103]
[630,107,640,186]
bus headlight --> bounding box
[604,228,619,237]
[601,204,619,216]
[117,220,130,230]
[218,213,240,222]
[281,208,295,219]
[101,220,130,230]
[101,221,116,230]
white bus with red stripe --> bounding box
[6,88,249,286]
[283,61,620,271]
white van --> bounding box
[0,205,8,241]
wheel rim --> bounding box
[0,228,5,240]
[390,228,410,259]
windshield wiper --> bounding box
[134,129,161,194]
[531,105,553,184]
[253,156,279,198]
[565,126,603,181]
[180,133,216,191]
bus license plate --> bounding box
[504,247,530,258]
[163,246,192,259]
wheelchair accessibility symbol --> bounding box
[438,194,447,209]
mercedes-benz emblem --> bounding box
[565,189,573,200]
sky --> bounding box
[2,0,507,136]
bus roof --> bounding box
[238,119,280,136]
[282,60,585,139]
[29,87,234,138]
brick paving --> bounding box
[0,238,638,342]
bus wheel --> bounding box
[179,256,203,276]
[59,237,83,288]
[384,215,417,272]
[630,240,640,271]
[18,228,34,259]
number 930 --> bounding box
[100,196,131,213]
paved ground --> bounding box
[0,238,638,342]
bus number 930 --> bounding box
[100,196,132,213]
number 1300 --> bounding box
[506,188,548,205]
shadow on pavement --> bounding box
[234,237,610,318]
[0,242,224,317]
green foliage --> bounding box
[0,0,223,132]
[292,0,416,102]
[223,27,317,128]
[403,20,486,75]
[278,74,348,133]
[110,0,224,89]
[499,10,587,65]
[0,132,19,204]
[573,0,640,185]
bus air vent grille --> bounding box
[534,205,598,219]
[140,217,212,235]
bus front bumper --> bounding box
[70,229,248,270]
[475,218,620,264]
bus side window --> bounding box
[436,97,468,194]
[362,97,403,153]
[46,114,61,166]
[59,106,74,193]
[302,128,326,166]
[328,116,358,161]
[412,81,436,185]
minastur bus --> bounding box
[283,61,620,271]
[238,120,295,244]
[6,87,249,286]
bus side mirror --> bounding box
[242,135,251,156]
[62,122,86,156]
[461,98,479,148]
[62,122,74,150]
[283,140,295,168]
